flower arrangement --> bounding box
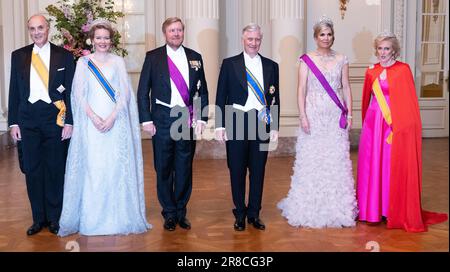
[46,0,127,59]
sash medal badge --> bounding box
[189,60,201,71]
[269,85,276,95]
[269,85,276,106]
[192,79,201,128]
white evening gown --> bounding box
[277,53,358,228]
[58,53,151,236]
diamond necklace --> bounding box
[314,50,336,63]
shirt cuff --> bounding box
[9,124,18,128]
[142,121,153,126]
[215,127,225,131]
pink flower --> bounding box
[81,24,90,33]
[82,50,91,56]
[62,6,72,19]
[61,28,74,43]
[86,11,94,22]
[63,44,72,51]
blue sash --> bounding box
[246,68,271,124]
[87,59,117,103]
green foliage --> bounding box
[46,0,127,59]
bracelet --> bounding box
[347,115,353,119]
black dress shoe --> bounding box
[164,218,176,231]
[48,222,60,234]
[248,217,266,230]
[234,218,245,231]
[26,222,44,236]
[178,217,191,230]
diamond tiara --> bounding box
[377,29,396,39]
[89,18,112,30]
[313,15,334,30]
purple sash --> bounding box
[167,55,193,127]
[300,54,348,129]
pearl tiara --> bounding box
[313,15,334,30]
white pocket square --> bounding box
[57,85,66,93]
[57,67,65,71]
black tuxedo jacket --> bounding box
[215,53,280,131]
[137,45,209,123]
[8,43,75,126]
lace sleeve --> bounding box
[298,55,305,64]
[114,56,133,113]
[71,57,90,117]
[343,55,349,65]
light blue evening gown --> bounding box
[58,54,151,236]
